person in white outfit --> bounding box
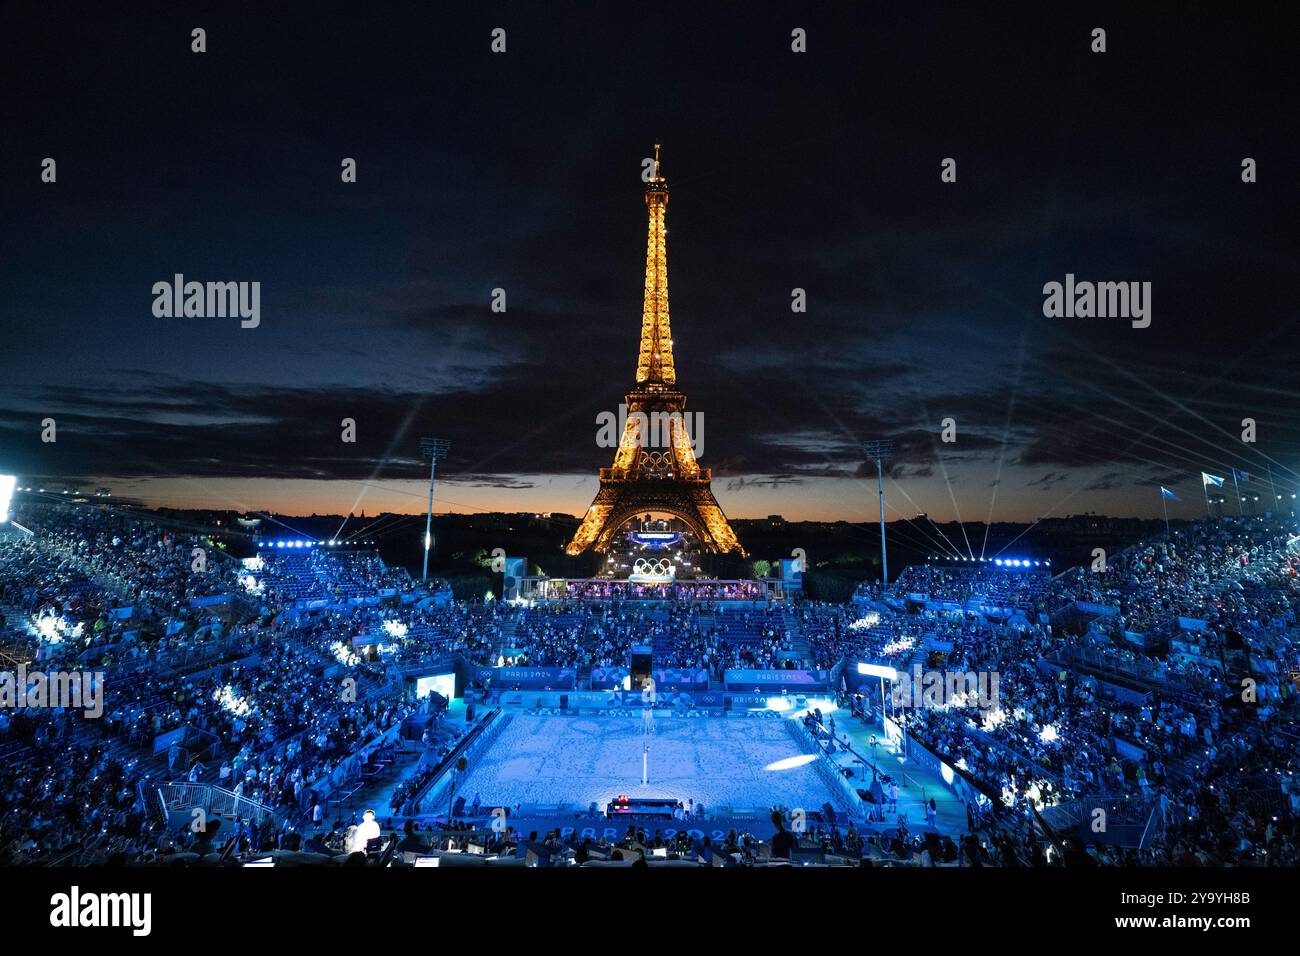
[641,676,656,735]
[349,809,381,854]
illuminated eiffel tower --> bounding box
[567,146,745,557]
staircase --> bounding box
[494,618,518,658]
[904,634,932,673]
[0,600,41,664]
[782,611,814,663]
[157,780,281,827]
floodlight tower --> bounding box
[863,440,895,584]
[419,438,451,581]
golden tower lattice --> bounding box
[566,147,745,557]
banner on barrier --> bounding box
[473,666,576,689]
[653,667,710,690]
[589,667,628,689]
[723,669,830,691]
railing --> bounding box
[1138,800,1162,850]
[785,718,864,816]
[805,712,919,793]
[1051,645,1180,689]
[411,709,506,815]
[1225,786,1286,819]
[1039,792,1162,849]
[0,740,32,764]
[94,630,266,688]
[157,780,279,825]
[597,466,712,482]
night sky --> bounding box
[2,3,1297,525]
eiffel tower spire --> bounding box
[637,143,675,386]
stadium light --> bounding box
[863,439,895,584]
[0,475,15,524]
[419,438,451,582]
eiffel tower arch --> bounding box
[567,146,745,558]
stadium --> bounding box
[3,492,1298,872]
[2,2,1297,940]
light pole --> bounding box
[863,440,895,584]
[419,438,450,581]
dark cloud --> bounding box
[1083,472,1126,492]
[1027,472,1071,492]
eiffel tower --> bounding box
[567,146,745,557]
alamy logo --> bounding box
[152,274,260,328]
[595,403,704,458]
[1,665,104,718]
[890,665,1000,712]
[1042,273,1150,328]
[50,886,151,936]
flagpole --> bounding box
[1268,465,1277,509]
[1161,489,1169,536]
[1203,476,1211,519]
[1232,470,1242,515]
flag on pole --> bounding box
[1161,487,1180,500]
[1202,472,1225,487]
[1232,468,1250,483]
